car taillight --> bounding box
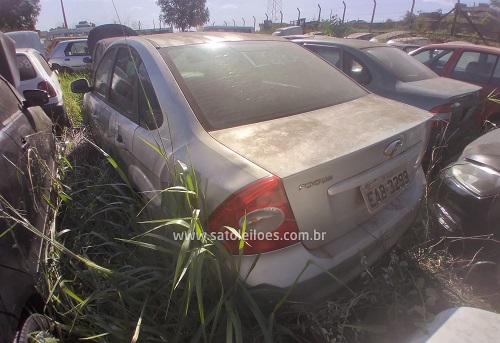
[430,104,454,129]
[37,80,57,98]
[208,176,299,255]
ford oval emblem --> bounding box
[384,139,403,157]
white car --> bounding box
[16,48,70,130]
[46,38,91,73]
[71,33,432,302]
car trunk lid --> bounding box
[210,94,431,249]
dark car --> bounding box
[429,127,500,236]
[0,32,56,342]
[293,37,481,161]
[411,42,500,130]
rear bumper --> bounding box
[239,166,425,304]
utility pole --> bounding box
[342,1,346,23]
[318,4,322,22]
[60,0,68,29]
[370,0,377,32]
[242,18,245,26]
[409,0,416,29]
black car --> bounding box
[430,127,500,236]
[0,32,56,342]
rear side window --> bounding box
[161,41,367,130]
[64,41,89,56]
[16,54,37,81]
[303,44,341,68]
[343,52,372,85]
[32,51,53,75]
[451,51,499,84]
[411,49,453,75]
[365,46,438,82]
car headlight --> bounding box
[450,162,500,197]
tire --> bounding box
[16,313,55,343]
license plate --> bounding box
[361,168,410,213]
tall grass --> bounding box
[20,70,499,343]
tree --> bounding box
[319,16,348,38]
[157,0,209,32]
[401,11,416,27]
[491,0,500,11]
[0,0,41,31]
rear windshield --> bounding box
[32,51,53,75]
[16,54,37,81]
[363,46,438,82]
[160,41,367,130]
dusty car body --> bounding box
[293,37,481,160]
[71,32,432,302]
[430,127,500,236]
[0,32,56,343]
[6,30,45,58]
[411,42,500,130]
[16,48,69,129]
[47,38,91,73]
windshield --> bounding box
[364,46,438,82]
[160,41,367,130]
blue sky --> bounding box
[37,0,480,31]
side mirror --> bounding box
[83,57,92,64]
[71,78,92,94]
[23,90,49,108]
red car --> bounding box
[411,42,500,130]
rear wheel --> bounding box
[16,313,57,343]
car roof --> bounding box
[414,42,500,54]
[292,36,387,49]
[116,32,286,48]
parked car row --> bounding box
[70,30,500,304]
[2,24,498,339]
[293,37,481,162]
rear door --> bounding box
[448,50,500,120]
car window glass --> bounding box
[0,77,21,122]
[94,48,116,98]
[161,41,367,130]
[365,46,437,82]
[491,60,500,86]
[16,54,37,81]
[32,51,53,75]
[64,41,89,56]
[109,47,139,123]
[412,49,453,75]
[303,45,340,68]
[343,52,372,85]
[137,62,163,129]
[451,51,498,84]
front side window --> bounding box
[451,51,498,84]
[0,77,21,122]
[365,46,438,82]
[411,48,453,75]
[109,48,138,119]
[161,41,367,130]
[94,48,116,98]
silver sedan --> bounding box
[71,33,432,302]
